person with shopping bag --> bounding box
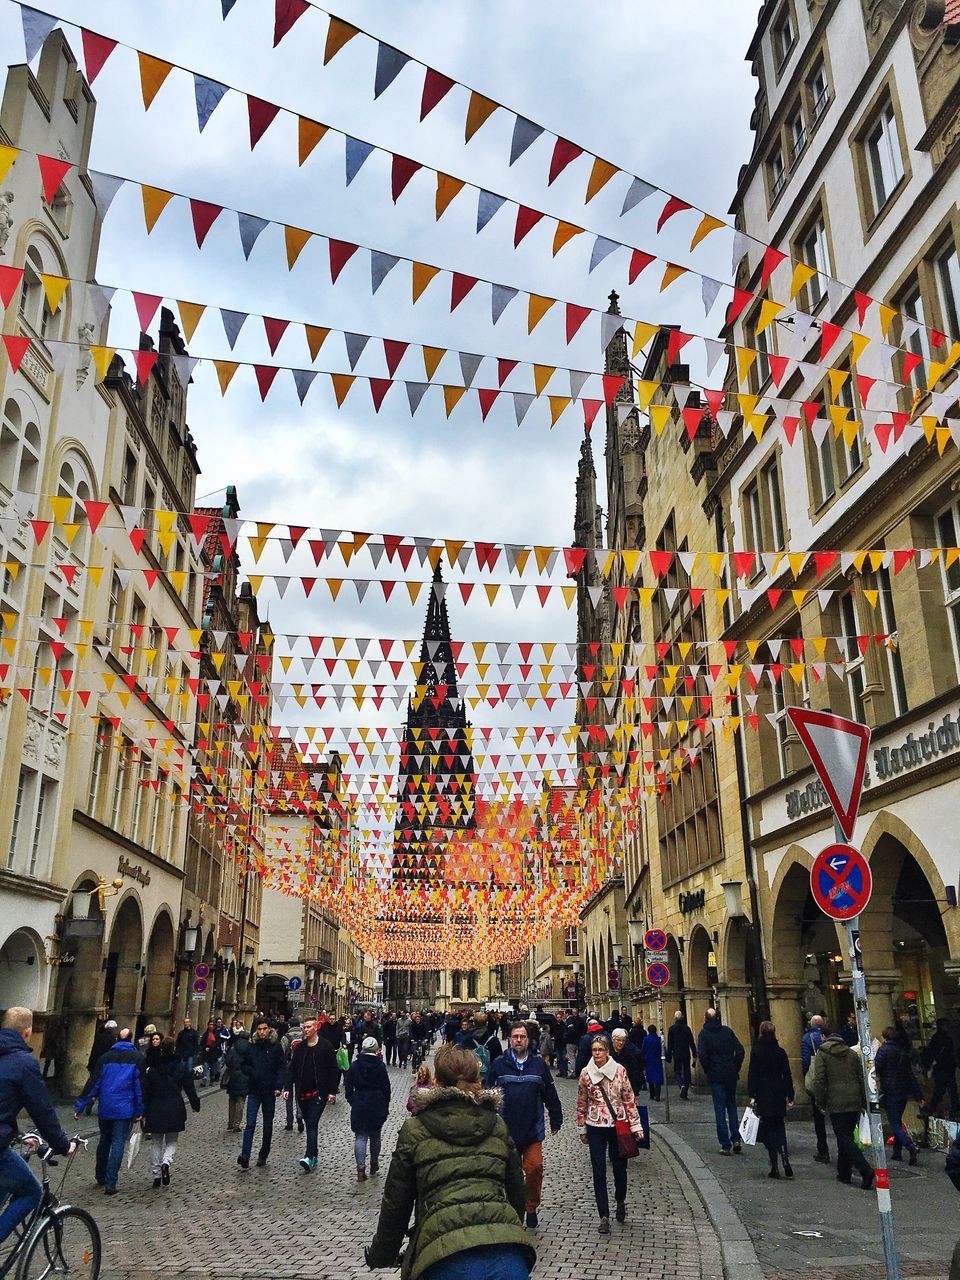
[576,1033,644,1234]
[142,1036,201,1188]
[747,1021,795,1178]
[809,1027,875,1190]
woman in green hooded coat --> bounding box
[365,1043,536,1280]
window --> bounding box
[88,719,110,817]
[467,970,478,999]
[451,971,462,999]
[563,925,579,957]
[839,592,866,722]
[813,427,836,506]
[0,399,43,496]
[808,58,830,123]
[56,455,92,560]
[773,4,796,67]
[834,368,864,479]
[938,502,960,669]
[8,767,28,867]
[866,100,904,212]
[789,106,807,165]
[132,758,147,844]
[937,243,960,340]
[745,480,763,553]
[28,778,53,877]
[764,459,786,550]
[110,736,128,830]
[121,446,137,506]
[770,658,809,778]
[769,144,786,201]
[742,457,786,557]
[107,570,123,636]
[800,212,831,310]
[752,319,772,390]
[17,246,58,341]
[902,288,931,393]
[876,567,907,716]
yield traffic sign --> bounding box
[786,708,871,840]
[810,843,873,921]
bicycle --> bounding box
[410,1038,428,1072]
[0,1133,100,1280]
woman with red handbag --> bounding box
[576,1034,645,1234]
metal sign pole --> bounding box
[656,988,670,1122]
[832,816,899,1280]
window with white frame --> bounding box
[866,100,904,212]
[937,242,960,340]
[770,661,809,778]
[813,426,837,506]
[564,925,579,957]
[839,591,867,722]
[88,718,110,817]
[773,4,796,67]
[937,501,960,673]
[110,736,128,830]
[876,566,907,717]
[800,212,831,310]
[769,144,786,201]
[808,58,830,123]
[0,399,43,496]
[28,777,54,877]
[789,106,807,165]
[17,246,59,342]
[56,455,92,561]
[902,288,931,393]
[835,369,864,478]
[8,766,29,867]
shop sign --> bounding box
[118,856,150,887]
[678,888,705,914]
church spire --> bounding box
[604,289,630,378]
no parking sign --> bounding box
[810,843,873,921]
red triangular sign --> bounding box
[785,707,871,841]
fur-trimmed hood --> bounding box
[408,1084,505,1147]
[411,1084,502,1112]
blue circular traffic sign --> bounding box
[647,962,670,987]
[287,976,303,991]
[811,844,873,921]
[644,929,668,952]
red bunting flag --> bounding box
[82,500,109,533]
[36,154,71,203]
[514,206,544,246]
[328,239,359,283]
[563,548,587,575]
[477,388,499,421]
[391,155,422,202]
[854,291,872,327]
[2,334,31,372]
[666,330,693,364]
[0,266,24,309]
[602,374,625,404]
[80,29,117,83]
[819,321,842,361]
[190,199,222,247]
[874,422,892,453]
[565,303,591,344]
[497,359,518,386]
[383,340,408,376]
[30,520,51,545]
[703,389,725,419]
[582,400,602,430]
[255,366,280,400]
[263,317,289,355]
[657,195,691,232]
[133,349,158,385]
[369,378,391,411]
[733,551,755,579]
[901,352,922,384]
[760,246,787,289]
[726,287,752,327]
[649,550,673,578]
[768,354,789,387]
[782,416,800,445]
[548,138,583,185]
[420,68,455,120]
[248,96,281,149]
[855,374,876,405]
[132,292,162,332]
[682,407,704,439]
[450,273,478,310]
[628,249,654,284]
[274,0,309,46]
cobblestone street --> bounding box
[46,1066,722,1280]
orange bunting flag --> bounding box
[176,301,205,343]
[323,17,359,64]
[443,385,467,417]
[137,52,173,109]
[214,360,239,395]
[690,213,724,250]
[528,295,555,333]
[552,221,583,256]
[298,118,328,166]
[141,185,175,233]
[305,326,329,360]
[464,91,498,142]
[435,173,465,220]
[659,263,687,291]
[284,225,313,270]
[412,262,441,303]
[423,347,445,379]
[331,373,355,406]
[548,397,571,426]
[584,157,618,203]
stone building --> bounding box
[712,0,960,1067]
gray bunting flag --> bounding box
[513,392,534,425]
[406,382,429,415]
[220,309,247,349]
[370,251,400,294]
[194,75,229,132]
[589,236,620,273]
[345,136,375,185]
[237,213,268,260]
[459,353,482,388]
[344,332,370,370]
[89,171,124,219]
[477,190,507,232]
[292,369,317,404]
[491,284,518,324]
[374,44,410,98]
[19,5,57,62]
[620,177,654,216]
[510,117,544,165]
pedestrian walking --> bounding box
[538,1025,555,1069]
[199,1019,220,1085]
[396,1011,413,1068]
[86,1018,118,1077]
[365,1043,535,1279]
[237,1016,285,1170]
[346,1037,391,1181]
[382,1011,398,1067]
[487,1021,563,1230]
[801,1015,831,1163]
[922,1018,959,1117]
[747,1021,795,1179]
[74,1027,144,1195]
[574,1017,606,1075]
[610,1028,645,1095]
[284,1013,340,1172]
[576,1033,644,1233]
[697,1008,745,1154]
[280,1018,304,1132]
[665,1011,697,1099]
[175,1017,199,1075]
[641,1025,664,1100]
[224,1025,250,1133]
[840,1011,859,1047]
[809,1027,875,1190]
[875,1025,921,1165]
[142,1037,201,1189]
[143,1030,163,1072]
[0,1008,77,1245]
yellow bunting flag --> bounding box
[214,361,239,395]
[828,369,849,400]
[528,295,555,333]
[423,347,445,379]
[141,185,174,233]
[650,404,672,435]
[659,263,687,291]
[89,346,116,380]
[412,261,441,303]
[757,299,783,333]
[284,226,313,270]
[176,301,205,343]
[49,495,71,524]
[305,326,329,360]
[298,118,328,166]
[533,365,555,395]
[40,274,68,313]
[789,262,817,300]
[879,304,897,338]
[632,322,660,359]
[331,374,355,406]
[637,380,659,410]
[0,146,18,184]
[850,332,871,365]
[548,397,570,426]
[736,348,758,386]
[435,173,465,219]
[137,52,173,109]
[690,213,725,250]
[465,92,498,142]
[552,221,583,256]
[585,157,618,203]
[443,385,467,416]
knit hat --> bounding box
[362,1036,379,1053]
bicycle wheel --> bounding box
[16,1206,101,1280]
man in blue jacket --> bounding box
[487,1022,563,1230]
[75,1028,143,1194]
[800,1014,830,1163]
[0,1008,75,1243]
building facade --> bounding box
[713,0,960,1067]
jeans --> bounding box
[354,1130,382,1170]
[830,1111,872,1181]
[674,1061,692,1090]
[149,1134,177,1177]
[423,1245,529,1280]
[301,1096,326,1160]
[883,1096,916,1156]
[0,1147,42,1244]
[586,1125,626,1219]
[384,1038,397,1066]
[241,1092,276,1161]
[710,1081,739,1149]
[96,1118,131,1190]
[181,1056,194,1076]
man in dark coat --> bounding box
[284,1014,340,1172]
[574,1018,606,1075]
[923,1018,959,1117]
[666,1011,697,1100]
[382,1011,398,1067]
[87,1019,118,1075]
[237,1017,285,1169]
[801,1014,831,1162]
[224,1028,251,1133]
[174,1017,199,1074]
[810,1030,873,1189]
[0,1009,74,1243]
[697,1009,745,1154]
[875,1025,920,1164]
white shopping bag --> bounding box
[855,1110,871,1148]
[738,1106,759,1147]
[126,1127,141,1169]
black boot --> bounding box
[781,1149,793,1178]
[768,1151,780,1178]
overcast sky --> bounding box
[2,0,758,800]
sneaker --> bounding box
[256,1156,268,1168]
[732,1142,742,1154]
[615,1201,626,1223]
[153,1176,161,1189]
[861,1170,876,1191]
[161,1162,170,1186]
[299,1157,316,1172]
[525,1212,538,1229]
[719,1146,732,1155]
[598,1216,610,1235]
[237,1155,249,1170]
[104,1187,118,1196]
